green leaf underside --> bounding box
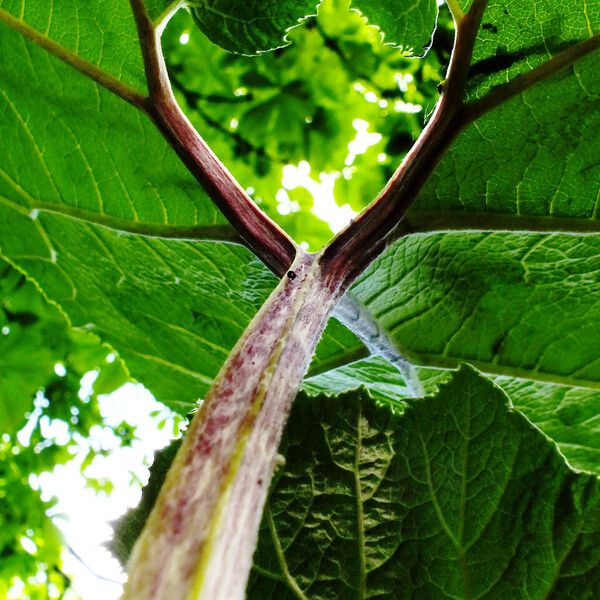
[351,232,600,390]
[0,0,598,418]
[0,3,367,411]
[352,0,438,54]
[250,367,600,599]
[187,0,438,56]
[414,52,600,225]
[0,23,223,229]
[0,13,263,409]
[415,51,600,226]
[498,377,600,476]
[463,0,600,98]
[304,355,448,403]
[0,0,146,90]
[188,0,320,55]
[304,355,600,475]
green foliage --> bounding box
[113,368,600,598]
[0,262,132,597]
[250,368,600,599]
[351,233,600,388]
[0,0,599,596]
[248,368,600,600]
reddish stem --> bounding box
[320,0,488,285]
[129,0,297,275]
[123,251,344,599]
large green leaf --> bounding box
[351,232,600,390]
[0,1,378,413]
[304,354,600,475]
[463,0,600,98]
[0,3,273,409]
[250,367,600,599]
[413,52,600,229]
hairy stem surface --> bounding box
[123,252,344,600]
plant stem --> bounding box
[334,293,424,397]
[128,0,298,275]
[0,8,147,111]
[123,252,344,600]
[320,0,488,285]
[464,32,600,123]
[445,0,465,23]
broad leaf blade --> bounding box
[413,52,600,227]
[351,232,600,390]
[250,367,600,599]
[0,8,274,410]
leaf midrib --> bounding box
[354,401,367,600]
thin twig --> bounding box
[128,0,298,275]
[464,32,600,123]
[0,8,148,111]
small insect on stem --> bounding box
[287,271,297,280]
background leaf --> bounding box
[463,0,600,98]
[187,0,320,54]
[250,367,600,599]
[352,0,438,54]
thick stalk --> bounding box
[122,251,344,600]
